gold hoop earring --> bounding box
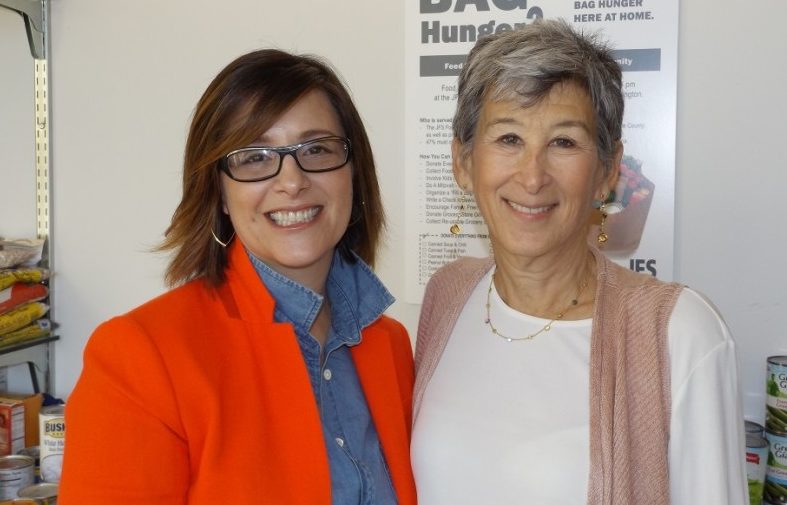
[597,196,609,244]
[450,192,467,235]
[211,228,235,248]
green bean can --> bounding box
[764,428,787,504]
[766,356,787,433]
[749,434,769,505]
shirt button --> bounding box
[323,368,332,380]
[335,437,344,447]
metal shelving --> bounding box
[0,0,56,394]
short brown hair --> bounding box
[454,19,623,173]
[159,49,384,287]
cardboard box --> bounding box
[0,397,25,455]
[0,393,43,448]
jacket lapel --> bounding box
[221,242,332,501]
[352,323,416,505]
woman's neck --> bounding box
[492,244,597,320]
[251,249,334,345]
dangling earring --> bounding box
[597,194,609,244]
[450,191,467,235]
[211,228,235,248]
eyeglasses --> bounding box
[219,136,351,182]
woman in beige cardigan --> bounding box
[410,19,748,505]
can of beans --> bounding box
[15,448,39,484]
[764,428,787,504]
[767,356,787,434]
[17,481,58,504]
[38,406,64,484]
[0,455,34,500]
[748,433,769,505]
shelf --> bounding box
[0,335,58,356]
[0,0,46,59]
[0,335,58,393]
[0,0,54,394]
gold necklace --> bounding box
[484,272,589,342]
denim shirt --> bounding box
[250,250,399,505]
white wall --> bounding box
[1,0,785,423]
[674,0,787,421]
[1,11,35,236]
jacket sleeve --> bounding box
[59,316,189,505]
[389,318,415,430]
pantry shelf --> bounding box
[0,0,55,394]
[0,336,58,393]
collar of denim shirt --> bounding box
[248,249,395,346]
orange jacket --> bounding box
[59,243,416,504]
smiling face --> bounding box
[453,81,620,263]
[220,89,353,288]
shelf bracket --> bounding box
[0,0,46,59]
[0,0,54,393]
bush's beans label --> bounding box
[39,405,65,483]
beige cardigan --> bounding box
[413,248,683,505]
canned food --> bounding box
[15,448,39,484]
[38,406,64,484]
[0,455,34,500]
[765,428,787,504]
[767,357,787,433]
[17,481,57,504]
[749,434,769,505]
[749,420,767,437]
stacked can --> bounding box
[749,431,770,505]
[15,448,39,484]
[750,420,767,437]
[765,356,787,504]
[17,481,58,504]
[38,406,64,485]
[0,455,34,500]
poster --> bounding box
[404,0,678,302]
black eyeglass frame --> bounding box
[218,136,352,182]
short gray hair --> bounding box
[453,18,624,173]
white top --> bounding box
[411,269,749,505]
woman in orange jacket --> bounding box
[59,50,416,505]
